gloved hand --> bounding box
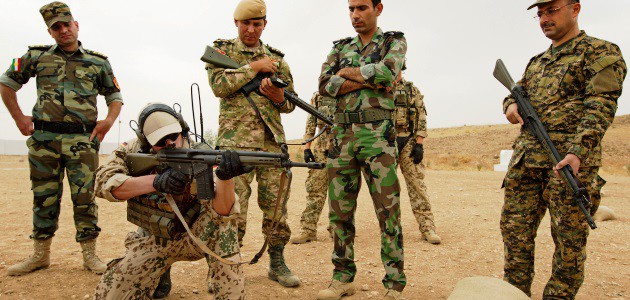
[409,143,424,164]
[216,150,255,181]
[304,149,315,163]
[153,168,190,195]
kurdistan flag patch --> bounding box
[12,58,21,72]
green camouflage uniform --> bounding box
[320,28,407,292]
[93,138,244,300]
[206,38,296,248]
[501,31,626,299]
[298,92,336,234]
[393,80,437,234]
[0,43,122,242]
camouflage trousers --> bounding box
[27,131,100,242]
[501,162,598,299]
[224,138,291,248]
[94,201,244,300]
[397,139,436,233]
[327,120,406,292]
[299,147,331,234]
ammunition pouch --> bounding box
[334,108,393,124]
[393,83,417,131]
[127,199,201,240]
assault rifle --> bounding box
[493,59,597,229]
[201,46,334,127]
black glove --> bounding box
[153,168,190,195]
[215,150,255,181]
[409,143,424,164]
[304,149,315,163]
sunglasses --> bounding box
[154,133,180,147]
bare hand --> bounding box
[259,78,284,104]
[250,56,278,74]
[554,153,581,178]
[15,115,34,136]
[90,118,114,142]
[506,103,524,125]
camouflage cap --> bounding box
[40,1,73,28]
[142,111,182,146]
[527,0,579,10]
[234,0,266,21]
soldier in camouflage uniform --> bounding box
[393,78,441,245]
[317,1,407,299]
[93,104,247,300]
[204,0,300,288]
[0,2,122,276]
[501,0,626,298]
[291,92,335,244]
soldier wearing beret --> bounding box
[205,0,300,288]
[0,1,123,276]
[501,0,626,298]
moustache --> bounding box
[541,21,555,28]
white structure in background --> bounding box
[494,150,514,172]
[0,140,119,155]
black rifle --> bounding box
[493,59,597,229]
[201,46,334,127]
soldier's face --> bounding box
[537,0,580,41]
[235,19,267,48]
[348,0,382,35]
[151,133,183,152]
[48,20,79,48]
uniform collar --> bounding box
[540,30,586,61]
[235,37,267,55]
[50,41,86,56]
[351,27,384,48]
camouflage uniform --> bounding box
[393,80,437,234]
[298,92,336,235]
[501,31,626,299]
[93,138,244,300]
[320,28,407,292]
[0,42,122,242]
[206,38,295,248]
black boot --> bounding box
[152,267,172,299]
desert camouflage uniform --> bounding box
[0,42,122,242]
[501,31,626,299]
[206,38,296,248]
[320,28,407,292]
[298,92,336,234]
[93,138,244,300]
[393,80,437,234]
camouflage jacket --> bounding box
[206,38,295,149]
[0,42,122,124]
[503,31,627,168]
[319,28,407,112]
[303,92,335,151]
[394,80,427,139]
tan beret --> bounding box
[234,0,266,21]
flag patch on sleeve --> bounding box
[12,58,21,72]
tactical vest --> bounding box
[393,82,417,133]
[315,95,336,127]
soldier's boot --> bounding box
[6,237,52,276]
[268,245,301,287]
[290,230,317,244]
[152,267,172,299]
[316,280,356,300]
[383,289,403,300]
[80,239,107,274]
[422,230,442,245]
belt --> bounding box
[334,109,393,124]
[33,120,95,134]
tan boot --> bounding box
[422,230,442,245]
[384,289,403,300]
[268,245,301,287]
[80,239,107,274]
[317,280,356,300]
[6,238,52,276]
[290,230,317,244]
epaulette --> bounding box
[333,37,352,46]
[266,45,285,57]
[384,31,404,39]
[213,38,233,47]
[28,45,52,51]
[85,49,108,59]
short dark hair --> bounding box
[372,0,381,7]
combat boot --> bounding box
[80,239,107,274]
[317,280,356,300]
[422,230,442,245]
[268,245,301,287]
[383,289,403,300]
[290,230,317,244]
[6,237,52,276]
[152,267,172,299]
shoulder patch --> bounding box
[384,31,404,38]
[28,45,52,51]
[266,45,285,57]
[85,49,108,59]
[333,37,352,46]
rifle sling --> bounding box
[243,92,276,142]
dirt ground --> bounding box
[0,155,628,299]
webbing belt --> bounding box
[334,109,393,124]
